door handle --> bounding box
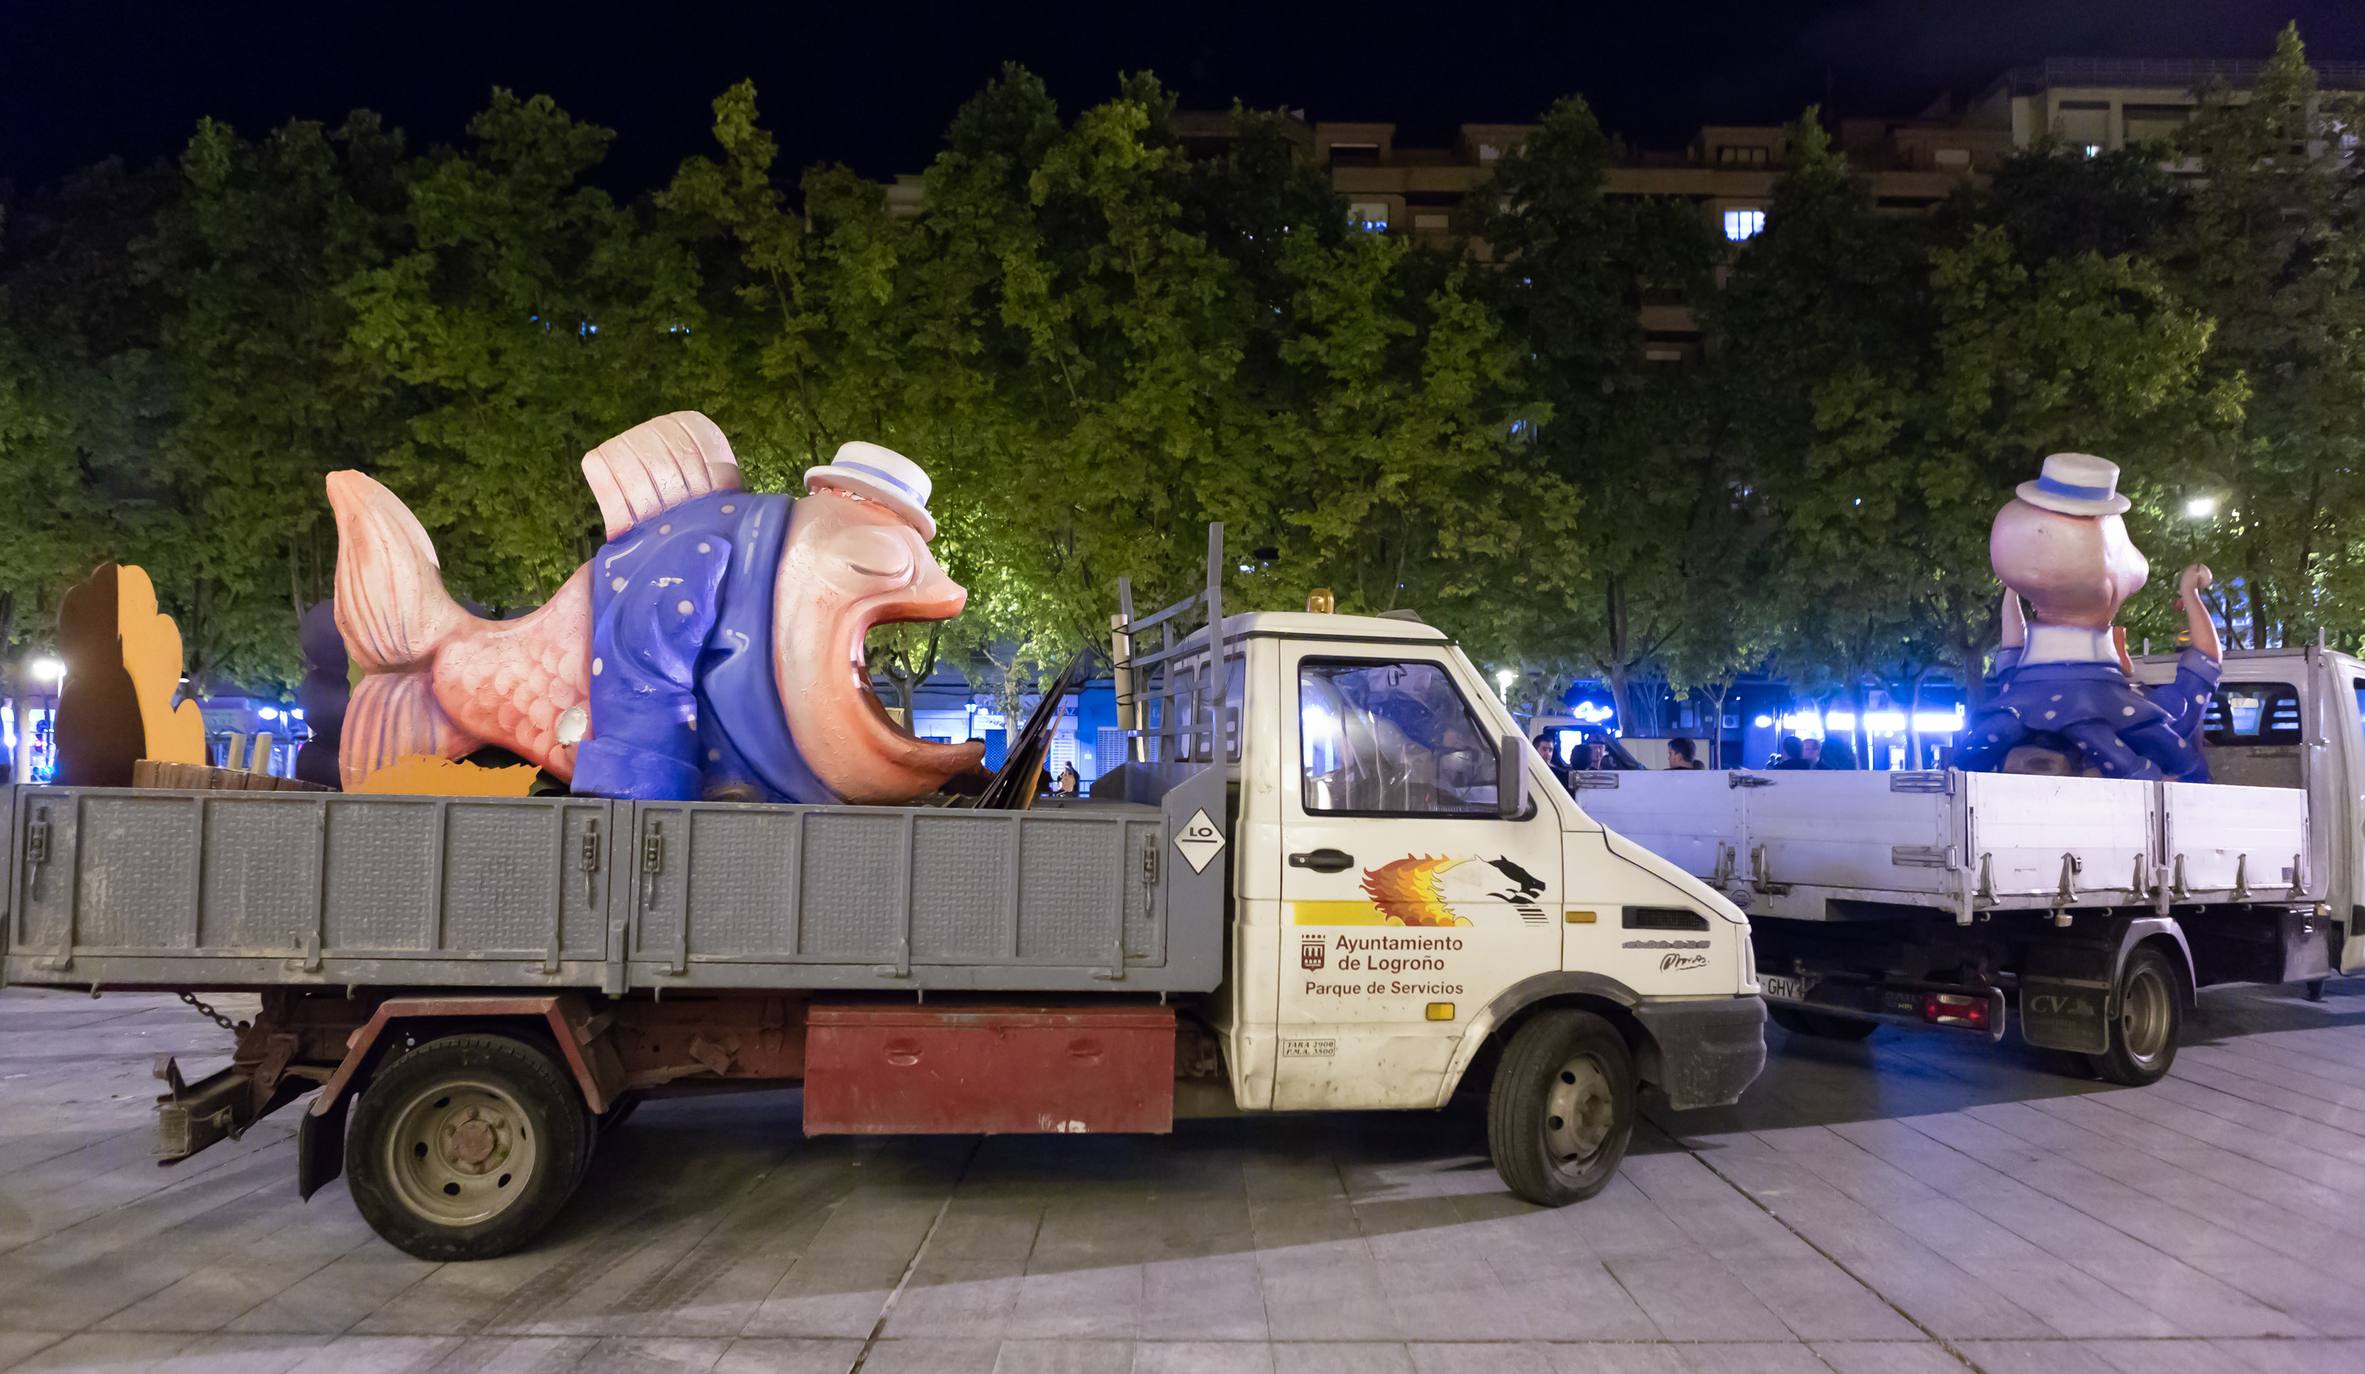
[1290,848,1356,873]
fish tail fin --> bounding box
[326,470,474,671]
[340,672,479,789]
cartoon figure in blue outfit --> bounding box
[1954,454,2223,782]
[569,426,987,805]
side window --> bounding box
[2353,678,2365,753]
[2204,682,2302,746]
[1300,659,1498,815]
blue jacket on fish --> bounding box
[571,491,828,803]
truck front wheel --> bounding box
[346,1032,594,1261]
[1487,1010,1636,1207]
[2089,945,2181,1087]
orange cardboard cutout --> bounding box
[350,755,538,797]
[53,562,205,786]
[117,565,206,766]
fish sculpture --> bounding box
[326,412,987,803]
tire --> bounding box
[1767,1005,1879,1042]
[346,1032,594,1261]
[1487,1010,1636,1207]
[2088,945,2181,1087]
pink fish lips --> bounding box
[326,413,986,805]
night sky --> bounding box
[5,0,2363,194]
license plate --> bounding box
[1760,974,1807,1002]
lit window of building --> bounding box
[1722,208,1766,242]
[1348,200,1390,232]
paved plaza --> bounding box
[4,981,2365,1373]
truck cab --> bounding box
[1112,598,1763,1203]
[2139,643,2365,969]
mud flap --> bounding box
[2018,977,2110,1054]
[298,1092,347,1200]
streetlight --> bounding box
[29,657,63,684]
[1494,668,1515,703]
[2184,495,2220,520]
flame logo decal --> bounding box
[1359,855,1475,928]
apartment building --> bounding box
[1950,56,2365,156]
[878,58,2356,353]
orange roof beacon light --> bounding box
[1307,588,1336,614]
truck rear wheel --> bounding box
[2089,945,2180,1087]
[1488,1010,1635,1207]
[1767,1005,1879,1041]
[346,1032,593,1261]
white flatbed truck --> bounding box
[1,535,1763,1258]
[1577,646,2354,1085]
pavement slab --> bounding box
[8,977,2365,1373]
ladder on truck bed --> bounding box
[1112,523,1239,771]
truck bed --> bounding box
[1576,769,2310,923]
[0,769,1228,994]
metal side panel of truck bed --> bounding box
[1,768,1227,995]
[1576,768,2309,923]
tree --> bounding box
[0,162,183,675]
[341,90,721,612]
[152,112,415,683]
[2167,23,2365,649]
[1474,97,1725,728]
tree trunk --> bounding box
[1704,679,1734,767]
[1846,676,1870,769]
[1907,665,1945,770]
[1602,576,1633,731]
[3,665,25,785]
[0,594,18,783]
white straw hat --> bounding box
[804,441,938,539]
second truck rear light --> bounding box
[1921,992,1990,1031]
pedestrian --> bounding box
[1536,733,1574,789]
[1816,737,1856,770]
[1055,762,1080,795]
[1666,736,1703,770]
[1571,738,1612,771]
[1768,735,1813,770]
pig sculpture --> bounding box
[1954,453,2223,782]
[327,412,987,803]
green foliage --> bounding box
[5,24,2365,729]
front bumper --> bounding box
[1634,995,1766,1109]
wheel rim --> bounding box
[381,1077,538,1227]
[1543,1052,1616,1170]
[2119,963,2173,1069]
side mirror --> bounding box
[1498,732,1530,820]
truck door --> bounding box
[1275,648,1562,1110]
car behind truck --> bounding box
[1580,645,2357,1085]
[0,537,1763,1259]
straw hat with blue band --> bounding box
[805,441,939,540]
[2016,452,2132,517]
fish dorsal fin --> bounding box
[582,411,744,539]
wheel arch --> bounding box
[2113,916,2197,1012]
[299,995,619,1201]
[1436,972,1653,1108]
